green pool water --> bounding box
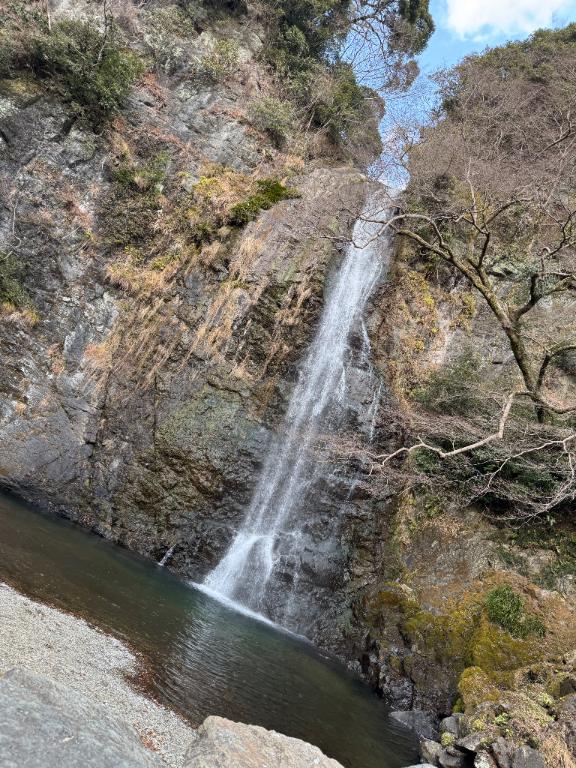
[0,492,418,768]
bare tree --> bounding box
[358,30,576,520]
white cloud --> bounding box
[445,0,576,38]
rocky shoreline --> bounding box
[0,583,370,768]
[0,583,194,766]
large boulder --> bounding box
[0,668,164,768]
[185,715,344,768]
[390,709,438,740]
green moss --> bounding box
[441,732,455,747]
[229,180,300,225]
[0,250,31,308]
[471,615,537,671]
[458,667,500,711]
[452,697,464,713]
[485,585,546,639]
[536,691,554,709]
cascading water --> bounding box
[203,192,390,626]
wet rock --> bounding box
[390,709,438,740]
[0,668,164,767]
[184,716,344,768]
[510,746,546,768]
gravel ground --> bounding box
[0,583,196,767]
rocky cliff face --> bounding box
[0,0,384,647]
[3,6,575,768]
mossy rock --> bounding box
[471,615,538,672]
[459,667,500,711]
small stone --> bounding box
[511,746,546,768]
[420,737,442,765]
[440,715,463,738]
[457,731,491,753]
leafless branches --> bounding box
[355,35,576,522]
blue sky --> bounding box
[419,0,576,74]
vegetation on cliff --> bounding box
[350,27,576,768]
[378,25,576,524]
[0,8,144,126]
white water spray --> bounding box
[203,193,390,619]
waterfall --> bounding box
[203,193,389,624]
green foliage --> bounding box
[478,23,576,84]
[199,39,240,81]
[485,586,546,640]
[248,97,295,148]
[229,180,300,225]
[412,351,484,416]
[264,0,349,72]
[4,19,143,126]
[398,0,434,55]
[308,63,383,149]
[0,251,30,308]
[105,153,169,247]
[257,0,430,156]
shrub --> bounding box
[412,351,485,416]
[104,154,169,247]
[0,251,30,309]
[11,19,144,126]
[248,97,295,148]
[485,585,546,639]
[229,179,299,225]
[200,39,240,81]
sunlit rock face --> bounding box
[0,0,388,648]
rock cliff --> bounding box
[0,0,383,646]
[1,4,575,768]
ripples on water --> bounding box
[0,493,418,768]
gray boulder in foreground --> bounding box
[0,668,164,768]
[185,715,344,768]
